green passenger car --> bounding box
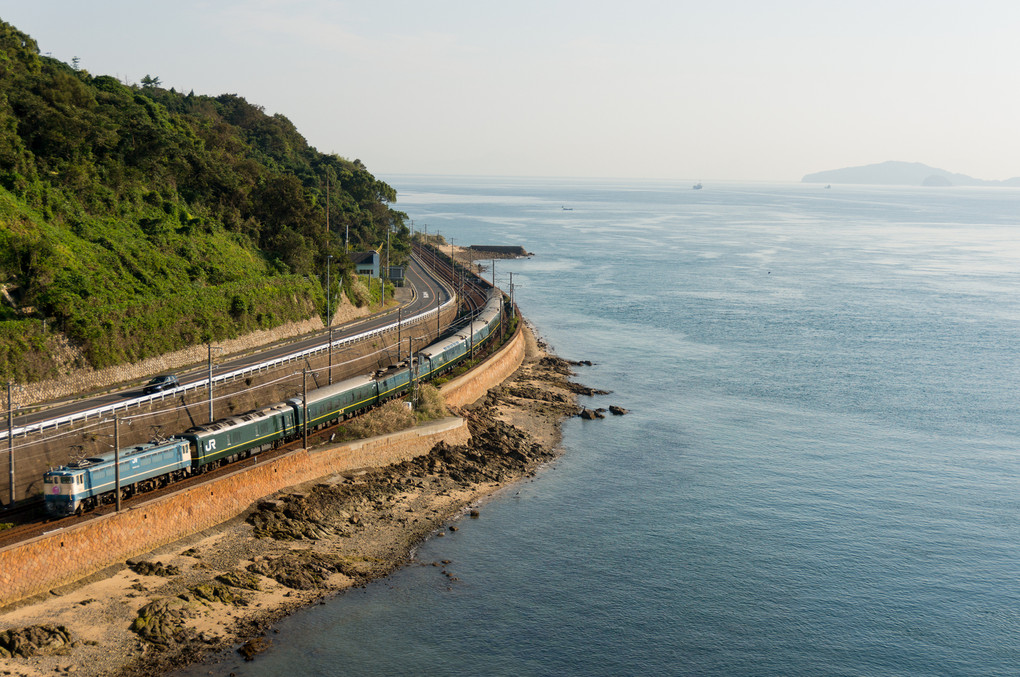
[376,365,412,401]
[182,402,300,469]
[295,374,379,430]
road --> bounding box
[8,256,452,435]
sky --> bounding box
[2,0,1019,182]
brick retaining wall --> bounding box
[0,316,526,607]
[0,418,469,607]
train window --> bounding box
[44,476,55,484]
[60,477,74,484]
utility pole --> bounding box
[302,368,308,449]
[114,416,121,512]
[397,307,402,351]
[7,381,14,507]
[328,327,334,385]
[449,240,455,295]
[207,344,221,423]
[407,336,417,409]
[326,254,332,327]
[509,272,514,317]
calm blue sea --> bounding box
[178,177,1020,676]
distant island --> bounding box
[802,161,1020,187]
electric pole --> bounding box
[114,416,121,512]
[207,344,221,423]
[7,381,14,506]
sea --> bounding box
[176,177,1020,676]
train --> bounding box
[42,293,504,516]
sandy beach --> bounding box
[0,325,598,676]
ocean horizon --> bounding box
[177,176,1020,676]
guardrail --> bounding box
[0,254,458,441]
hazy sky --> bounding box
[2,1,1018,182]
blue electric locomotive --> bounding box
[42,292,506,516]
[43,438,192,516]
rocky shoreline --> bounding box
[0,326,617,677]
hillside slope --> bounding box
[0,21,409,383]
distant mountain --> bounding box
[802,161,1020,187]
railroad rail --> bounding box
[0,253,455,442]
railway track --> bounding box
[412,242,491,314]
[0,251,504,550]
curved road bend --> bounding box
[12,256,452,432]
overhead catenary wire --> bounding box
[5,253,476,498]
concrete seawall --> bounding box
[0,314,526,607]
[441,321,525,409]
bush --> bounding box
[347,277,371,307]
[414,384,447,422]
[342,400,415,439]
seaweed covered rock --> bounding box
[184,582,246,606]
[246,481,398,542]
[238,636,272,661]
[128,560,181,577]
[247,492,338,541]
[503,385,569,403]
[217,571,263,591]
[247,551,348,590]
[130,598,198,647]
[0,624,73,658]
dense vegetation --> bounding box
[0,21,411,382]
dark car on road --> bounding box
[143,374,179,394]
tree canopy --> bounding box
[0,20,411,381]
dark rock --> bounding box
[186,582,247,606]
[128,560,181,577]
[238,637,272,661]
[130,598,198,647]
[0,624,73,658]
[217,571,263,591]
[564,382,611,396]
[609,405,629,416]
[247,551,361,590]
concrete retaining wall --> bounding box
[0,418,469,607]
[441,320,525,409]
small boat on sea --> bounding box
[693,182,703,190]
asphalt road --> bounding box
[9,256,451,433]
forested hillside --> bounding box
[0,21,410,383]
